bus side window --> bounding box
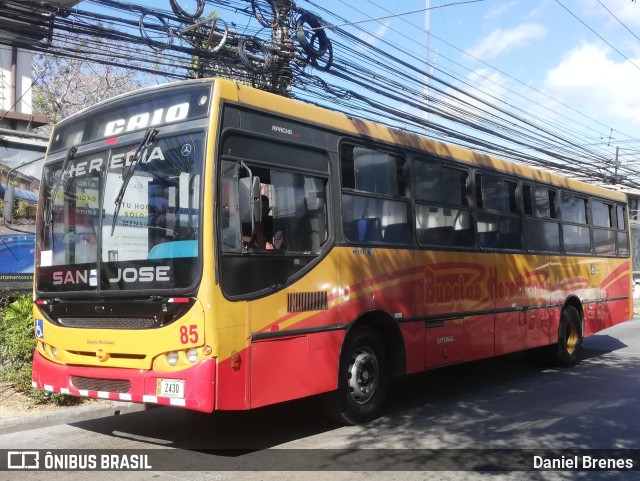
[414,159,473,248]
[475,173,521,250]
[523,185,561,253]
[561,192,591,254]
[340,143,410,244]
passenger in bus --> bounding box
[252,195,275,249]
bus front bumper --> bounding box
[31,350,216,413]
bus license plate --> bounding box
[157,378,185,399]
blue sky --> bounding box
[281,0,640,170]
[316,0,640,145]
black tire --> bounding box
[554,305,583,367]
[321,326,388,425]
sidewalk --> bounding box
[0,400,145,435]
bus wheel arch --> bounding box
[322,310,404,424]
[346,310,406,379]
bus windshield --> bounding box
[36,131,204,293]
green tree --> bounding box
[0,296,77,405]
[32,31,173,132]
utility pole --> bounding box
[271,0,294,96]
[424,0,430,126]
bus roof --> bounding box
[214,77,626,203]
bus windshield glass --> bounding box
[36,131,204,293]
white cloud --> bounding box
[485,1,517,20]
[580,0,640,29]
[544,43,640,128]
[467,23,548,60]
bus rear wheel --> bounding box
[322,326,388,425]
[554,305,583,367]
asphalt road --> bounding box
[1,316,640,480]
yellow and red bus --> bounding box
[31,78,632,424]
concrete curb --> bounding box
[0,401,146,435]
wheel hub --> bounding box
[347,348,379,404]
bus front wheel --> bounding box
[322,326,388,425]
[554,305,583,367]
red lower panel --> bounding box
[215,346,250,411]
[250,330,343,409]
[400,322,425,373]
[32,350,216,412]
[425,319,463,369]
[548,307,561,344]
[525,308,551,349]
[495,311,526,356]
[463,314,494,362]
[585,299,631,337]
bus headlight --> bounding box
[51,346,57,358]
[186,348,198,363]
[166,352,179,366]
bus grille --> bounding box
[71,376,131,393]
[287,291,328,312]
[58,317,157,329]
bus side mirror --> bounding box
[3,184,15,223]
[239,175,261,225]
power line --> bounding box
[3,0,640,187]
[555,0,640,71]
[308,0,485,30]
[597,0,640,43]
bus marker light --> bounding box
[96,349,109,362]
[105,137,118,145]
[168,297,190,303]
[231,351,241,369]
[167,352,179,366]
[202,345,212,356]
[187,348,198,363]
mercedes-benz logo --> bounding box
[181,144,192,156]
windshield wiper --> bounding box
[111,128,158,235]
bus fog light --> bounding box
[202,345,212,356]
[186,348,198,363]
[166,352,179,366]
